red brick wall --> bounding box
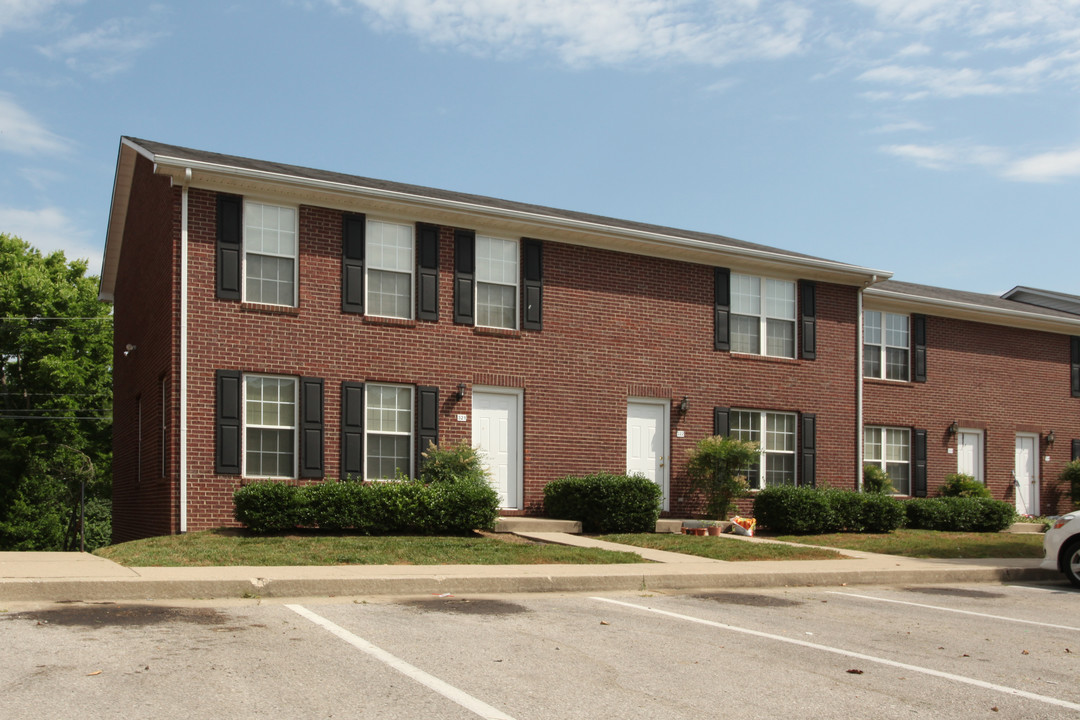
[111,154,180,542]
[864,314,1080,514]
[176,190,861,531]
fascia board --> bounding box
[148,154,891,286]
[864,287,1080,335]
[98,139,153,301]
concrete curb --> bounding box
[0,562,1060,603]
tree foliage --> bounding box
[685,435,760,520]
[0,233,112,550]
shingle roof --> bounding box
[870,279,1080,323]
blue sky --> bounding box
[1,0,1078,296]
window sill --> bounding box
[728,352,799,365]
[473,326,523,339]
[362,316,418,328]
[864,377,913,387]
[240,302,300,317]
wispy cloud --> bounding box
[881,142,1007,171]
[882,141,1080,182]
[0,205,99,273]
[1002,147,1080,182]
[331,0,811,67]
[36,13,168,78]
[0,0,79,36]
[0,92,71,156]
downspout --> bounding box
[856,275,878,491]
[179,168,191,533]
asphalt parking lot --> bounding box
[3,582,1078,719]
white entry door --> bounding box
[1014,434,1039,515]
[957,430,984,484]
[472,389,522,510]
[627,399,669,511]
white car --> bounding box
[1042,512,1080,587]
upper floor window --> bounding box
[244,374,297,478]
[731,274,796,358]
[864,426,910,495]
[730,409,797,488]
[476,236,518,329]
[245,202,297,307]
[864,311,908,380]
[365,383,413,480]
[366,219,414,319]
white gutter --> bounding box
[179,169,191,533]
[865,287,1080,334]
[856,276,877,490]
[148,153,891,283]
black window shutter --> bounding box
[913,428,928,497]
[800,413,816,488]
[800,280,817,360]
[714,267,730,351]
[912,314,927,383]
[713,407,730,437]
[1071,336,1080,397]
[342,213,366,314]
[216,194,242,300]
[341,382,364,479]
[1071,438,1080,461]
[416,223,440,322]
[521,238,543,331]
[215,370,241,474]
[300,377,324,478]
[416,386,439,471]
[454,230,475,325]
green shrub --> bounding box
[304,480,368,532]
[858,493,908,532]
[544,473,662,533]
[233,481,305,533]
[753,485,836,534]
[903,496,1015,532]
[1060,460,1080,508]
[862,465,893,494]
[939,473,991,498]
[685,435,759,520]
[419,443,488,485]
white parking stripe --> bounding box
[286,604,517,720]
[828,591,1080,631]
[591,596,1080,713]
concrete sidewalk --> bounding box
[0,534,1060,603]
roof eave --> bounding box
[99,138,157,302]
[864,287,1080,335]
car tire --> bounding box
[1062,537,1080,588]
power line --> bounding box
[0,317,113,321]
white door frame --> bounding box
[626,398,670,512]
[957,429,985,484]
[471,386,523,510]
[1014,433,1040,515]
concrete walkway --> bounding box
[0,533,1060,603]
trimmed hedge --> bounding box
[753,485,905,534]
[903,497,1015,532]
[233,476,499,535]
[543,473,662,533]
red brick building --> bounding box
[99,138,1080,541]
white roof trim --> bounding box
[865,286,1080,334]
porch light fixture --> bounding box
[948,421,958,436]
[1046,430,1055,447]
[123,343,136,357]
[456,383,466,401]
[678,396,688,415]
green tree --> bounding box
[685,435,760,520]
[0,233,112,550]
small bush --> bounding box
[753,485,836,534]
[419,443,488,485]
[544,473,662,533]
[862,465,893,494]
[904,496,1015,532]
[233,481,305,533]
[939,473,991,499]
[685,435,759,520]
[1060,460,1080,508]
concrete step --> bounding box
[495,517,582,534]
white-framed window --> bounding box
[244,201,297,307]
[365,383,413,480]
[864,426,911,495]
[864,311,909,381]
[730,409,797,488]
[731,273,796,358]
[476,235,518,329]
[244,375,297,478]
[366,219,414,318]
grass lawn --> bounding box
[775,529,1046,559]
[596,533,845,561]
[94,529,645,567]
